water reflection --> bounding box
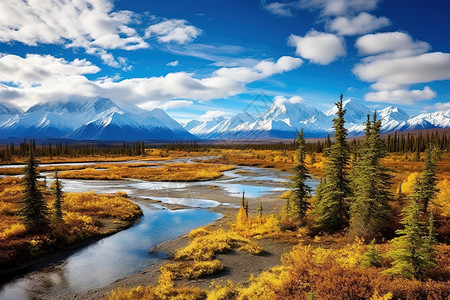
[0,205,221,299]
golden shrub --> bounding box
[239,242,264,255]
[0,223,27,240]
[431,179,450,217]
[161,260,224,279]
[401,172,421,195]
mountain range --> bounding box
[0,97,448,141]
[0,98,194,141]
[184,98,450,140]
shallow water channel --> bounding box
[0,158,319,299]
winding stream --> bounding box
[0,158,319,299]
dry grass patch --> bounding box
[161,260,224,279]
[59,163,234,181]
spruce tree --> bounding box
[52,171,64,223]
[384,180,436,279]
[309,152,316,165]
[420,145,439,213]
[289,130,312,225]
[361,239,382,268]
[314,95,350,231]
[18,147,49,229]
[258,202,263,222]
[349,112,393,239]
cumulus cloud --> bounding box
[329,12,390,36]
[0,0,150,67]
[0,54,302,110]
[288,30,346,65]
[353,32,450,104]
[364,86,436,104]
[199,110,227,121]
[213,56,302,83]
[299,0,380,16]
[355,32,430,57]
[167,60,179,67]
[353,52,450,91]
[145,19,202,44]
[273,95,304,105]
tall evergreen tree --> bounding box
[52,171,64,223]
[288,130,312,225]
[420,145,439,213]
[384,179,436,279]
[314,94,350,231]
[349,112,393,239]
[18,147,49,229]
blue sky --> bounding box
[0,0,449,123]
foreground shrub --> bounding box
[108,270,206,300]
[161,260,224,279]
[174,229,246,261]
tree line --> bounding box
[0,140,147,161]
[0,130,447,162]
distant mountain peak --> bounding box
[0,102,23,115]
[184,97,449,139]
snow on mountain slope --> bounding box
[0,102,22,128]
[0,98,196,140]
[184,98,450,139]
[406,109,450,130]
[325,99,371,124]
[0,102,22,115]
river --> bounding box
[0,158,319,299]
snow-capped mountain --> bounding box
[0,98,195,141]
[406,110,450,130]
[183,99,450,140]
[0,102,22,127]
[0,102,22,115]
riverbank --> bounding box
[79,192,296,299]
[0,184,142,278]
[0,216,140,283]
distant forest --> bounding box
[0,130,448,161]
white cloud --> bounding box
[364,87,436,104]
[145,19,202,44]
[273,95,304,106]
[159,100,193,110]
[354,32,450,104]
[167,60,179,67]
[329,12,390,36]
[426,102,450,111]
[0,54,302,110]
[353,52,450,90]
[263,2,296,17]
[0,0,150,67]
[288,30,346,65]
[355,32,430,57]
[213,56,302,83]
[199,110,227,121]
[299,0,380,16]
[254,56,303,75]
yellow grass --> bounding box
[59,163,235,181]
[161,260,224,279]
